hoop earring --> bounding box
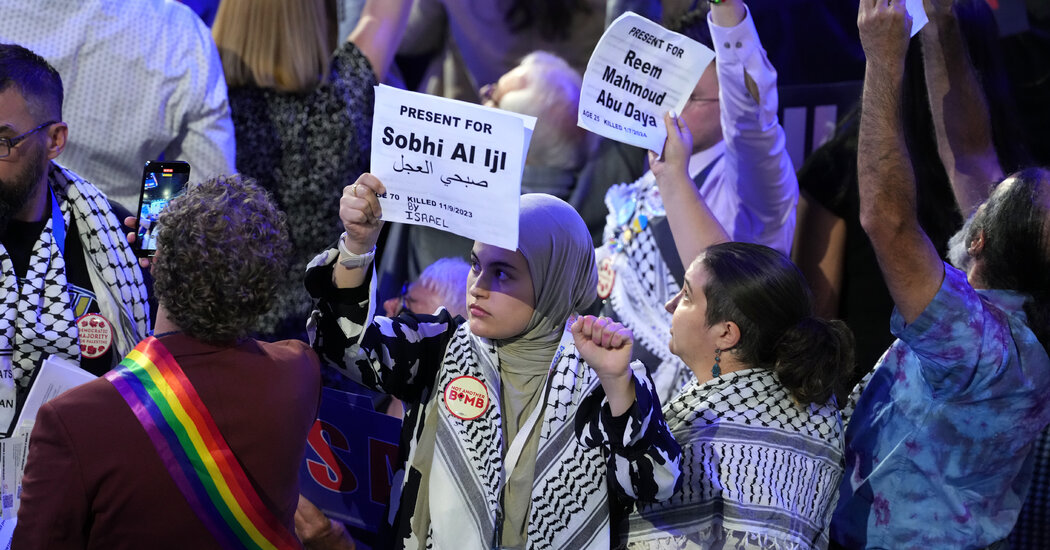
[712,348,722,378]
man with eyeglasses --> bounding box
[592,0,798,404]
[0,43,149,435]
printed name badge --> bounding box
[76,313,113,358]
[443,376,489,420]
[597,256,616,300]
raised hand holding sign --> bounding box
[577,12,715,152]
[369,85,535,251]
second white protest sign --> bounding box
[578,12,715,152]
[370,85,534,251]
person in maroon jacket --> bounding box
[13,174,321,549]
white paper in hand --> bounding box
[17,355,95,429]
[577,12,715,152]
[0,355,93,531]
[370,85,536,251]
[0,516,14,549]
[906,0,929,36]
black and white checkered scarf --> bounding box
[420,326,613,550]
[625,369,843,549]
[598,179,693,404]
[0,164,149,432]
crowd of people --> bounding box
[1,0,1049,549]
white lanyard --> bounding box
[493,336,568,549]
[500,367,552,486]
[499,330,570,487]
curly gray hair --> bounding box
[152,174,291,344]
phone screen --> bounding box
[133,161,190,257]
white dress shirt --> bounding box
[0,0,236,210]
[598,8,798,402]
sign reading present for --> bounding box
[578,12,715,152]
[370,84,535,251]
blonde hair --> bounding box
[212,0,333,93]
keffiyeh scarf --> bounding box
[626,369,843,550]
[599,179,692,402]
[418,325,611,550]
[0,164,149,432]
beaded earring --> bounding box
[712,348,722,378]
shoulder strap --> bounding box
[104,337,300,550]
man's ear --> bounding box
[968,229,986,258]
[44,122,67,160]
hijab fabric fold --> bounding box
[496,193,598,372]
[492,193,598,546]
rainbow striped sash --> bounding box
[105,337,300,549]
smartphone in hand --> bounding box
[132,160,190,258]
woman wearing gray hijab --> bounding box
[305,174,682,550]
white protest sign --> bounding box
[906,0,929,36]
[0,517,12,549]
[370,85,535,251]
[578,12,715,152]
[16,354,94,429]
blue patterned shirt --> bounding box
[832,263,1050,549]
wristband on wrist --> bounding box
[337,232,376,269]
[709,0,724,3]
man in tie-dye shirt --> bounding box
[831,1,1050,548]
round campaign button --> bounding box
[443,376,489,420]
[76,313,113,359]
[596,256,616,300]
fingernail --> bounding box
[669,110,677,119]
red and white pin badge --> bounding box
[443,376,489,420]
[76,313,114,358]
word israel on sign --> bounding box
[578,11,715,152]
[370,84,535,251]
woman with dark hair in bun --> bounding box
[618,111,854,549]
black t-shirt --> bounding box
[798,123,962,381]
[0,200,137,377]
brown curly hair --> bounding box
[152,174,291,345]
